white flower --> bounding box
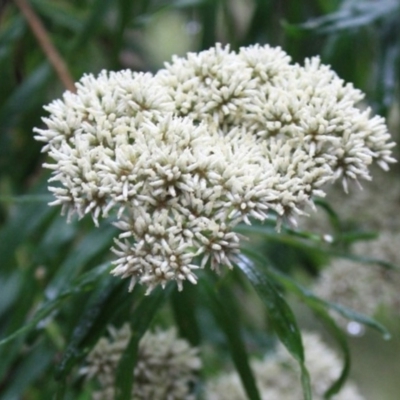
[157,43,258,132]
[81,325,201,400]
[35,70,174,224]
[159,45,395,187]
[313,231,400,323]
[205,332,365,400]
[299,168,400,234]
[35,44,395,292]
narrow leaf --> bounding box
[201,277,262,400]
[54,277,125,380]
[0,263,111,347]
[115,286,171,400]
[270,267,351,397]
[245,249,391,339]
[171,284,201,346]
[0,194,53,203]
[236,223,400,272]
[69,0,114,52]
[235,256,312,400]
[0,62,51,133]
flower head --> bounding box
[205,332,365,400]
[313,232,400,325]
[81,325,201,400]
[35,44,395,292]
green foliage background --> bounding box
[0,0,399,399]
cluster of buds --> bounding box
[35,44,395,292]
[313,232,400,327]
[205,332,364,400]
[80,325,201,400]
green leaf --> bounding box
[0,16,25,50]
[0,194,53,203]
[247,250,392,340]
[169,0,208,6]
[235,256,312,400]
[313,198,342,233]
[54,277,126,380]
[315,312,350,398]
[0,184,56,273]
[201,277,262,400]
[45,222,117,297]
[112,0,142,66]
[236,223,399,272]
[375,31,400,115]
[31,0,84,32]
[220,0,238,49]
[55,380,67,400]
[69,0,114,52]
[0,263,111,347]
[295,0,399,34]
[35,214,77,263]
[236,223,326,254]
[256,263,351,397]
[199,0,219,49]
[242,0,273,45]
[0,341,53,400]
[115,286,171,400]
[0,262,47,379]
[0,273,23,319]
[0,62,51,133]
[171,283,201,346]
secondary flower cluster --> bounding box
[205,332,364,400]
[80,325,201,400]
[307,169,400,235]
[34,44,395,292]
[313,232,400,326]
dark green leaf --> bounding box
[0,185,56,273]
[0,341,53,400]
[258,263,351,397]
[115,286,171,400]
[54,277,125,380]
[45,222,117,296]
[0,16,25,50]
[296,0,399,34]
[250,253,392,340]
[199,0,219,49]
[375,30,400,115]
[242,0,273,45]
[0,62,51,133]
[171,283,201,346]
[0,194,53,203]
[235,256,311,400]
[220,0,238,49]
[31,0,84,32]
[236,223,325,253]
[0,263,111,347]
[201,277,262,400]
[69,0,114,52]
[236,223,399,272]
[0,273,23,318]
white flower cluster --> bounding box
[158,44,395,190]
[80,325,201,400]
[301,168,400,235]
[205,332,364,400]
[35,44,395,292]
[313,232,400,324]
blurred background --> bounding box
[0,0,399,399]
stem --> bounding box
[13,0,76,92]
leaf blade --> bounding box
[201,277,262,400]
[235,256,312,400]
[115,286,172,400]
